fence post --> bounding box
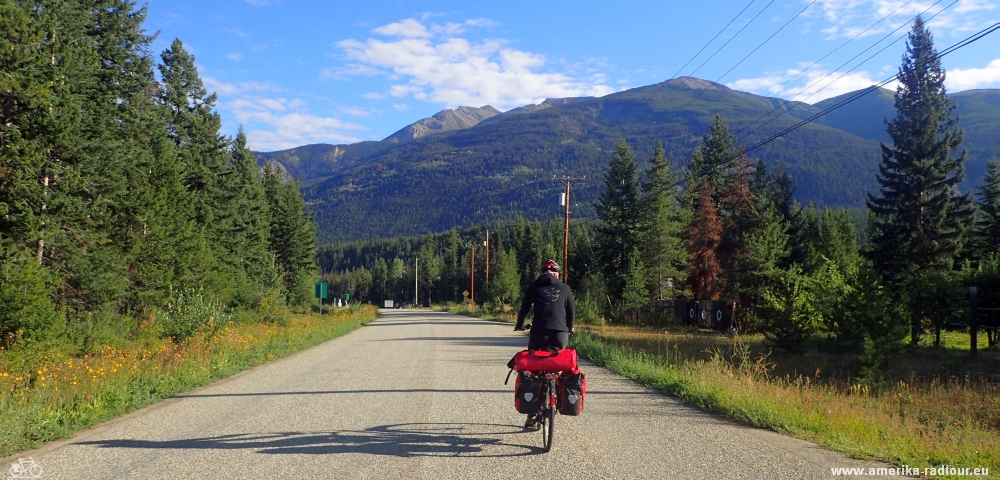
[969,286,978,358]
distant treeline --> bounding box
[0,1,317,347]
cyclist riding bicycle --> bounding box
[514,259,575,429]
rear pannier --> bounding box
[514,371,543,414]
[558,369,586,416]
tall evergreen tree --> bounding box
[262,166,317,306]
[156,38,229,227]
[684,115,737,206]
[686,181,723,300]
[640,141,689,299]
[218,127,276,303]
[974,159,1000,258]
[866,17,973,287]
[595,140,644,302]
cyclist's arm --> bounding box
[565,287,576,333]
[515,287,534,330]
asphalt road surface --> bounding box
[7,309,890,479]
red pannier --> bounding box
[512,348,579,372]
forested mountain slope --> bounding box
[303,78,883,242]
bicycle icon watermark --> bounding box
[8,458,42,479]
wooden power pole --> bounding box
[556,176,585,284]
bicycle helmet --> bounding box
[542,259,561,273]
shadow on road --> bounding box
[370,336,527,348]
[173,389,508,398]
[75,423,544,457]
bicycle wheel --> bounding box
[541,380,555,452]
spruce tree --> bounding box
[218,127,277,303]
[157,38,229,227]
[595,140,644,302]
[866,17,973,285]
[974,159,1000,258]
[684,115,737,206]
[640,141,689,299]
[263,166,318,306]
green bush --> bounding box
[759,268,819,353]
[159,289,231,343]
[0,247,66,347]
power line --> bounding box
[643,0,759,101]
[734,0,955,145]
[685,0,778,82]
[669,20,1000,190]
[731,0,916,138]
[667,0,818,115]
[738,21,1000,158]
[711,0,818,86]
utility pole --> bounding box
[556,176,585,284]
[484,231,490,300]
[470,245,476,303]
[415,257,419,307]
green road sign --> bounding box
[343,293,350,300]
[314,281,328,299]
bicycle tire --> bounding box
[542,379,555,452]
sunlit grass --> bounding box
[571,329,999,478]
[0,306,378,457]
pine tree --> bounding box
[866,17,973,284]
[595,139,644,301]
[492,248,522,305]
[686,181,723,300]
[640,141,689,299]
[685,115,737,206]
[621,247,650,320]
[263,166,317,306]
[974,159,1000,258]
[218,127,277,304]
[156,38,229,227]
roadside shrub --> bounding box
[0,247,65,347]
[159,289,230,343]
[759,268,818,353]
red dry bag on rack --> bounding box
[511,348,578,372]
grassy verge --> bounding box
[430,303,516,323]
[0,305,378,457]
[572,330,998,477]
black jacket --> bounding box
[516,274,575,332]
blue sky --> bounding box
[145,0,1000,151]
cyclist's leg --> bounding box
[528,329,568,350]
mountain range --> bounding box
[254,77,1000,244]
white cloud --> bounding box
[228,53,243,62]
[203,76,365,150]
[202,76,279,96]
[393,103,410,111]
[319,63,381,81]
[226,96,366,150]
[811,0,998,39]
[334,17,616,110]
[728,66,900,103]
[947,58,1000,90]
[341,106,372,117]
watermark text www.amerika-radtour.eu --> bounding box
[831,465,989,476]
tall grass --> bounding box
[0,306,378,457]
[572,330,999,475]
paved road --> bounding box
[7,310,889,479]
